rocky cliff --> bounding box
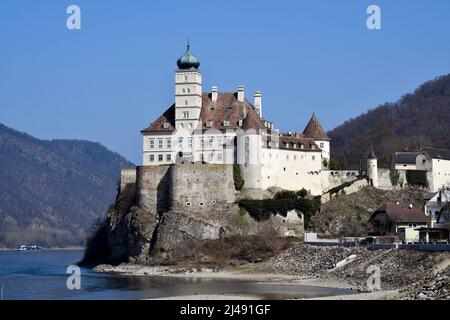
[82,164,305,266]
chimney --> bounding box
[237,85,245,102]
[212,86,218,103]
[254,90,262,117]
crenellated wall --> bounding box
[120,167,137,192]
[170,163,236,213]
[321,170,360,193]
[136,165,171,214]
[129,163,237,218]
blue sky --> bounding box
[1,0,450,164]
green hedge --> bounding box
[389,169,400,186]
[406,170,428,187]
[238,197,321,228]
[233,165,245,190]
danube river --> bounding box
[0,250,354,300]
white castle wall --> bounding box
[321,179,368,203]
[260,148,322,195]
[320,170,359,193]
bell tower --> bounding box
[174,43,203,130]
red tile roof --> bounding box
[372,203,428,223]
[303,114,330,140]
[278,134,321,152]
[141,92,265,133]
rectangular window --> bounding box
[183,111,189,118]
[166,139,172,149]
[166,154,172,162]
[178,137,183,149]
[158,154,163,162]
[198,137,205,149]
[217,153,223,162]
[149,154,155,162]
[188,137,193,149]
[208,136,214,148]
[158,139,163,149]
[312,155,316,161]
[320,143,324,148]
[217,137,223,148]
[149,139,155,149]
[208,153,214,161]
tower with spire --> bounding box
[367,146,379,188]
[174,42,203,130]
[303,113,331,163]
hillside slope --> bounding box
[0,123,134,248]
[310,187,425,237]
[329,74,450,169]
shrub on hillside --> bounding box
[233,165,245,191]
[406,170,428,187]
[238,196,321,228]
[328,159,342,170]
[389,169,400,186]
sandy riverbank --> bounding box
[94,264,399,300]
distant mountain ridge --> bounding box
[329,74,450,170]
[0,123,134,248]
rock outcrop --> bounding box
[82,163,305,266]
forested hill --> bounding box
[329,74,450,170]
[0,123,134,248]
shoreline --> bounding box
[93,264,399,300]
[0,247,84,251]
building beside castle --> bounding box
[141,45,333,196]
[370,147,450,192]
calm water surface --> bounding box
[0,250,353,300]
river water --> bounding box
[0,250,353,300]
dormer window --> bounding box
[223,120,230,127]
[206,121,213,128]
[312,144,316,150]
[300,144,304,149]
[163,121,170,129]
[286,143,290,148]
[293,144,297,149]
[238,120,243,127]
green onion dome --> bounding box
[177,44,200,69]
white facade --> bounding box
[367,158,379,188]
[425,190,450,227]
[416,152,450,192]
[175,70,203,130]
[141,47,333,196]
